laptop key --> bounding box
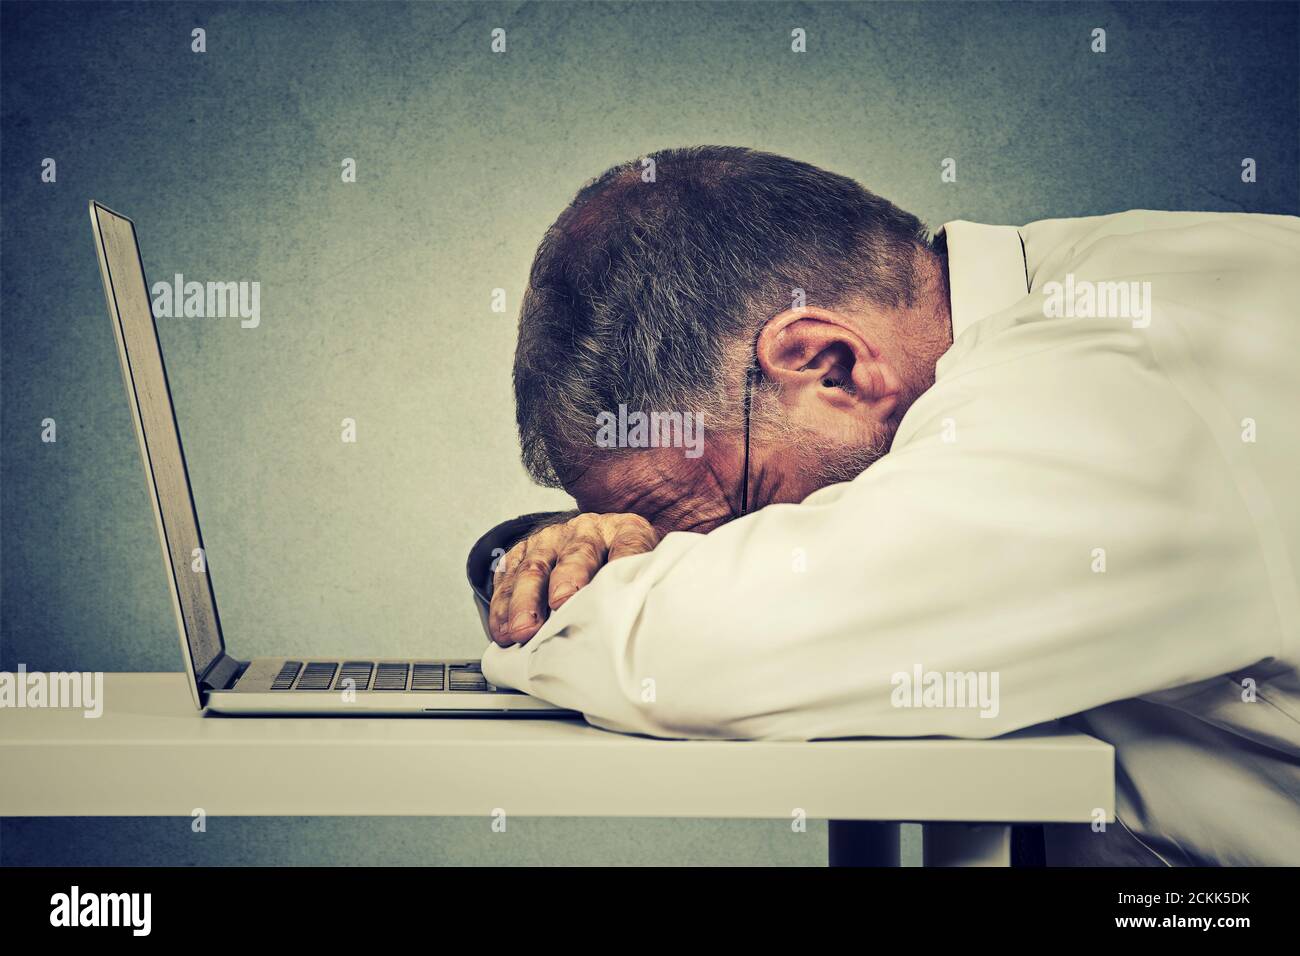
[449,664,490,692]
[271,661,302,690]
[334,661,373,692]
[373,662,409,691]
[296,662,338,691]
[410,663,445,691]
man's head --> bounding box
[514,146,951,533]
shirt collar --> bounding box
[936,220,1029,339]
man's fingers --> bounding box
[488,575,517,646]
[606,515,659,561]
[492,539,527,593]
[548,531,607,609]
[505,541,562,642]
[489,540,529,645]
[487,514,658,645]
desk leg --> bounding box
[921,823,1012,867]
[827,821,900,866]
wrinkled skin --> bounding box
[488,512,659,645]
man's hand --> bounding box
[488,512,659,646]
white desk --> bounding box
[0,673,1114,866]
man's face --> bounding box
[569,444,746,536]
[569,423,891,536]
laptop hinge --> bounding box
[198,652,247,693]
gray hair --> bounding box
[514,146,932,489]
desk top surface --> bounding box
[1,673,1114,821]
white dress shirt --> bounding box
[484,210,1300,866]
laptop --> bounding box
[89,200,574,717]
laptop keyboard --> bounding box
[269,660,498,693]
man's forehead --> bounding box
[570,448,736,535]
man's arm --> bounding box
[482,337,1283,739]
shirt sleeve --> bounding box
[484,264,1285,741]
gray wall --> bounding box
[2,0,1295,866]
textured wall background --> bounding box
[2,1,1295,865]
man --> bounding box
[467,147,1300,865]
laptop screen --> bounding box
[90,202,226,688]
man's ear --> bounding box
[755,306,903,424]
